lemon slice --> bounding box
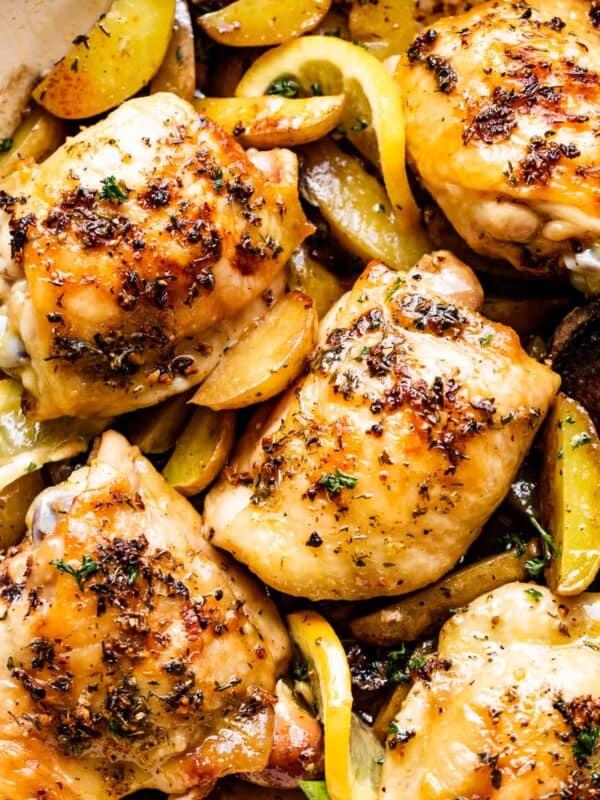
[235,36,430,264]
[287,610,383,800]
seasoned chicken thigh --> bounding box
[0,430,293,800]
[0,92,311,419]
[399,0,600,277]
[204,252,559,601]
[381,582,600,799]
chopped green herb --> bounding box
[212,167,223,192]
[0,138,13,152]
[292,659,310,681]
[99,175,128,203]
[50,554,100,590]
[571,432,592,450]
[386,645,411,684]
[298,781,331,800]
[525,557,545,580]
[311,82,323,96]
[25,462,37,473]
[387,276,406,300]
[267,77,300,98]
[351,117,368,132]
[357,293,367,303]
[573,726,600,761]
[565,415,576,424]
[127,566,139,585]
[529,515,560,562]
[407,656,425,671]
[374,203,385,213]
[479,334,493,347]
[500,530,528,557]
[500,412,514,425]
[318,467,358,494]
[525,586,542,603]
[557,448,564,460]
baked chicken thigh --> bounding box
[381,582,600,799]
[400,0,600,277]
[204,252,559,601]
[0,91,311,419]
[0,430,295,800]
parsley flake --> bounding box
[479,334,493,347]
[525,557,545,580]
[573,726,600,762]
[0,138,13,152]
[571,432,592,450]
[50,554,100,590]
[267,77,300,98]
[525,586,542,603]
[99,175,129,203]
[318,467,358,494]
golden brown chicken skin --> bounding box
[204,252,559,601]
[381,582,600,799]
[0,92,311,419]
[0,430,294,800]
[399,0,600,277]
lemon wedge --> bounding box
[287,610,383,800]
[235,35,430,264]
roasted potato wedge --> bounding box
[0,378,109,490]
[541,393,600,595]
[349,0,419,60]
[162,408,235,496]
[350,542,540,645]
[150,0,195,102]
[194,94,345,148]
[199,0,331,47]
[0,470,44,550]
[301,138,408,268]
[287,246,344,318]
[192,291,318,411]
[33,0,175,119]
[127,391,192,455]
[0,105,65,180]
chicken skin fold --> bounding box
[204,252,559,601]
[0,92,311,419]
[381,582,600,799]
[0,430,294,800]
[399,0,600,277]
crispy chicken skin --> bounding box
[204,252,559,601]
[0,430,293,800]
[399,0,600,276]
[381,582,600,799]
[0,92,311,419]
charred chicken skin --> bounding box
[0,92,311,419]
[399,0,600,277]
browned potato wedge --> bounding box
[199,0,332,47]
[194,94,345,148]
[0,105,65,180]
[162,408,235,496]
[127,391,192,454]
[0,470,44,550]
[287,246,344,318]
[350,542,540,645]
[192,291,318,411]
[349,0,419,60]
[301,138,408,268]
[541,393,600,595]
[33,0,175,119]
[150,0,196,102]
